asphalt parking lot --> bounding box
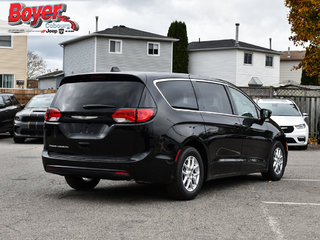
[0,134,319,240]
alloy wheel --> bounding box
[273,147,284,175]
[182,156,200,192]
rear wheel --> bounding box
[167,147,204,200]
[13,136,25,143]
[65,176,100,190]
[261,141,286,181]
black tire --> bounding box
[13,136,25,143]
[167,147,204,200]
[65,176,100,190]
[261,141,286,181]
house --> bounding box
[0,20,28,89]
[60,25,178,76]
[188,24,282,87]
[0,35,28,89]
[37,70,64,89]
[280,49,305,84]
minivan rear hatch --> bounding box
[45,74,155,157]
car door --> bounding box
[192,80,244,177]
[0,96,8,132]
[2,95,15,131]
[227,87,271,172]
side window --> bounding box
[156,80,198,110]
[0,96,4,105]
[194,81,232,114]
[3,95,12,106]
[229,87,258,118]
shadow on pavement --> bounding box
[46,174,264,203]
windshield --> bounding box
[26,94,54,108]
[258,102,301,116]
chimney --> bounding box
[269,38,272,49]
[235,23,240,47]
[287,47,291,58]
[95,16,99,32]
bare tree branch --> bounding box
[27,51,47,80]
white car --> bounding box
[256,99,309,149]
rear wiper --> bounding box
[83,104,116,109]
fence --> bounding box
[240,86,320,137]
[0,89,56,105]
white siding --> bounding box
[235,50,280,86]
[188,49,237,84]
[38,78,56,89]
[63,38,95,76]
[280,61,302,84]
[96,37,172,72]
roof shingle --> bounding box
[188,39,281,55]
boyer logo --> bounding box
[8,2,79,33]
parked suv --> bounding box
[256,99,309,150]
[42,73,288,200]
[0,93,24,135]
[14,93,55,143]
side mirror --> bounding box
[0,103,5,109]
[303,113,308,119]
[261,108,272,120]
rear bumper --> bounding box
[42,150,175,184]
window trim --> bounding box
[265,55,274,67]
[0,74,15,89]
[0,35,13,49]
[147,42,160,56]
[109,39,122,54]
[244,52,253,65]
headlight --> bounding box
[14,116,20,121]
[295,124,306,129]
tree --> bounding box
[285,0,320,84]
[167,21,189,73]
[301,49,319,85]
[27,51,46,80]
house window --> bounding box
[244,53,253,64]
[0,35,12,48]
[0,74,14,88]
[148,42,160,56]
[109,40,122,54]
[266,55,273,67]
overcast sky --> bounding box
[0,0,302,70]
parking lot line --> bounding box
[262,201,320,206]
[282,179,320,182]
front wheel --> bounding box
[65,176,100,190]
[261,141,286,181]
[167,147,204,200]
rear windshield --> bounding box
[26,95,54,108]
[258,102,301,116]
[52,81,144,111]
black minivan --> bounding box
[42,72,288,200]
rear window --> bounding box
[27,95,54,108]
[156,80,198,110]
[52,81,145,111]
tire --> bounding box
[13,136,25,143]
[261,141,286,181]
[167,147,204,200]
[65,176,100,191]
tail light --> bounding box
[112,109,154,123]
[45,108,61,122]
